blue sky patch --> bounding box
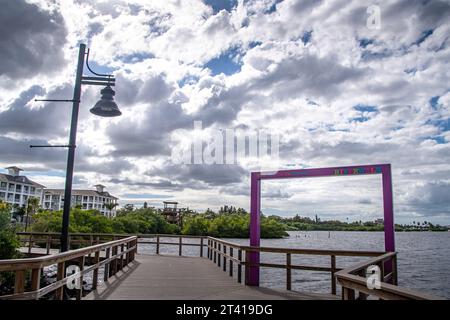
[301,30,313,44]
[430,136,446,144]
[265,0,284,14]
[204,0,237,13]
[414,29,434,46]
[205,47,242,76]
[354,104,378,113]
[178,75,200,88]
[429,96,440,109]
[351,116,370,123]
[86,60,116,76]
[404,67,417,75]
[248,41,262,49]
[359,38,374,48]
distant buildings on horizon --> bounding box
[0,166,118,217]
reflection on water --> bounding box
[138,231,450,298]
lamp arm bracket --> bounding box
[85,48,115,84]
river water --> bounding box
[137,231,450,299]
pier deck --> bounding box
[86,254,338,300]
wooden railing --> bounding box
[9,232,445,300]
[206,237,386,295]
[0,236,137,300]
[138,234,207,257]
[16,232,131,255]
[335,252,444,300]
[16,232,207,257]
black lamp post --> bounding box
[31,43,121,252]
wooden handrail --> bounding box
[0,236,138,300]
[206,237,387,295]
[335,252,444,300]
[10,232,445,300]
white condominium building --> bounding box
[42,184,119,217]
[0,166,45,207]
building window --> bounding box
[16,184,22,192]
[89,196,93,202]
[30,187,35,194]
[14,194,21,202]
[24,186,29,193]
[0,182,7,190]
[8,184,15,191]
[0,192,5,199]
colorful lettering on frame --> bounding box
[334,166,382,176]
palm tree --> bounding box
[105,202,118,217]
[25,197,40,231]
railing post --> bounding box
[223,245,227,272]
[31,268,41,295]
[229,247,233,277]
[200,237,204,257]
[244,251,250,285]
[92,250,100,290]
[213,242,217,263]
[112,245,118,276]
[238,249,242,283]
[179,237,182,256]
[14,270,25,294]
[286,253,292,291]
[156,235,160,254]
[120,243,125,270]
[342,287,355,300]
[55,262,65,300]
[331,255,336,295]
[104,248,111,281]
[218,243,221,267]
[392,254,398,285]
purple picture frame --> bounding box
[247,164,395,286]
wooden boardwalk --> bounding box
[86,254,338,300]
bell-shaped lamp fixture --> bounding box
[90,85,122,117]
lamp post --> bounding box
[31,43,121,252]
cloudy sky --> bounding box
[0,0,449,224]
